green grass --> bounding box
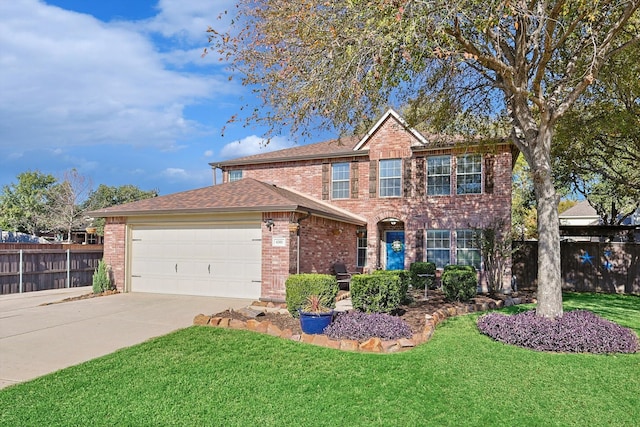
[1,293,638,426]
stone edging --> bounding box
[193,298,522,353]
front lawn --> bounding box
[1,293,638,426]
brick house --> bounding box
[92,109,514,302]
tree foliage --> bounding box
[554,45,640,225]
[210,0,640,318]
[0,171,57,235]
[84,184,158,235]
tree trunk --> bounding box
[530,128,563,319]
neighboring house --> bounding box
[91,109,514,301]
[559,200,600,226]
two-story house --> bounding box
[91,109,514,302]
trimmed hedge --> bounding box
[351,270,409,314]
[409,262,436,290]
[285,274,338,318]
[441,265,478,302]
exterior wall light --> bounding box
[264,218,275,231]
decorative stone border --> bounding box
[193,297,526,353]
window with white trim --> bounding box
[357,233,367,267]
[229,170,243,182]
[456,154,482,194]
[456,229,481,269]
[331,163,350,199]
[427,155,451,195]
[426,230,450,268]
[379,159,402,197]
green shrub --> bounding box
[351,271,408,314]
[92,259,112,294]
[409,262,436,289]
[441,265,478,302]
[285,274,338,318]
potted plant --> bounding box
[298,295,334,334]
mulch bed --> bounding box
[40,289,120,306]
[213,289,536,336]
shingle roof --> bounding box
[88,178,366,225]
[214,136,362,167]
[559,200,599,218]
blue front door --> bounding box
[385,231,405,270]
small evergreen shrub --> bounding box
[441,265,478,302]
[351,271,408,314]
[409,262,436,290]
[92,259,112,294]
[477,310,638,354]
[324,311,413,341]
[285,274,338,318]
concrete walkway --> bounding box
[0,287,252,389]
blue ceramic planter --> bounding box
[298,310,334,334]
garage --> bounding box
[129,223,262,298]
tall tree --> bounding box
[83,184,158,235]
[47,169,93,243]
[209,0,639,318]
[0,171,57,236]
[554,44,640,224]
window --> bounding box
[456,229,481,269]
[229,170,242,182]
[427,155,451,195]
[426,230,450,268]
[331,163,350,199]
[379,159,402,197]
[456,154,482,194]
[357,232,367,267]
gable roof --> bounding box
[88,178,366,225]
[353,108,428,150]
[559,200,599,218]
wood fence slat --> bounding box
[0,247,103,294]
[513,241,639,295]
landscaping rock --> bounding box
[193,314,211,325]
[236,307,264,318]
[359,338,383,352]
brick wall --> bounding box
[226,115,513,274]
[103,217,126,291]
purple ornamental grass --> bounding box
[477,310,638,354]
[324,311,413,341]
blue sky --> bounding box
[0,0,323,196]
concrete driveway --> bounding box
[0,287,252,389]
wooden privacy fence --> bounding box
[0,244,104,295]
[512,241,640,295]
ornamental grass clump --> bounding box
[477,309,638,354]
[324,311,413,341]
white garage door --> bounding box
[130,224,262,298]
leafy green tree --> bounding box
[210,0,639,318]
[0,171,57,236]
[84,184,157,235]
[554,46,640,224]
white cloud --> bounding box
[0,0,236,152]
[219,135,296,159]
[161,167,211,186]
[139,0,236,44]
[204,150,214,157]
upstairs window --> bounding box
[331,163,350,199]
[427,155,451,195]
[456,229,481,270]
[426,230,451,268]
[229,170,243,182]
[456,154,482,194]
[379,159,402,197]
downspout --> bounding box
[296,212,311,274]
